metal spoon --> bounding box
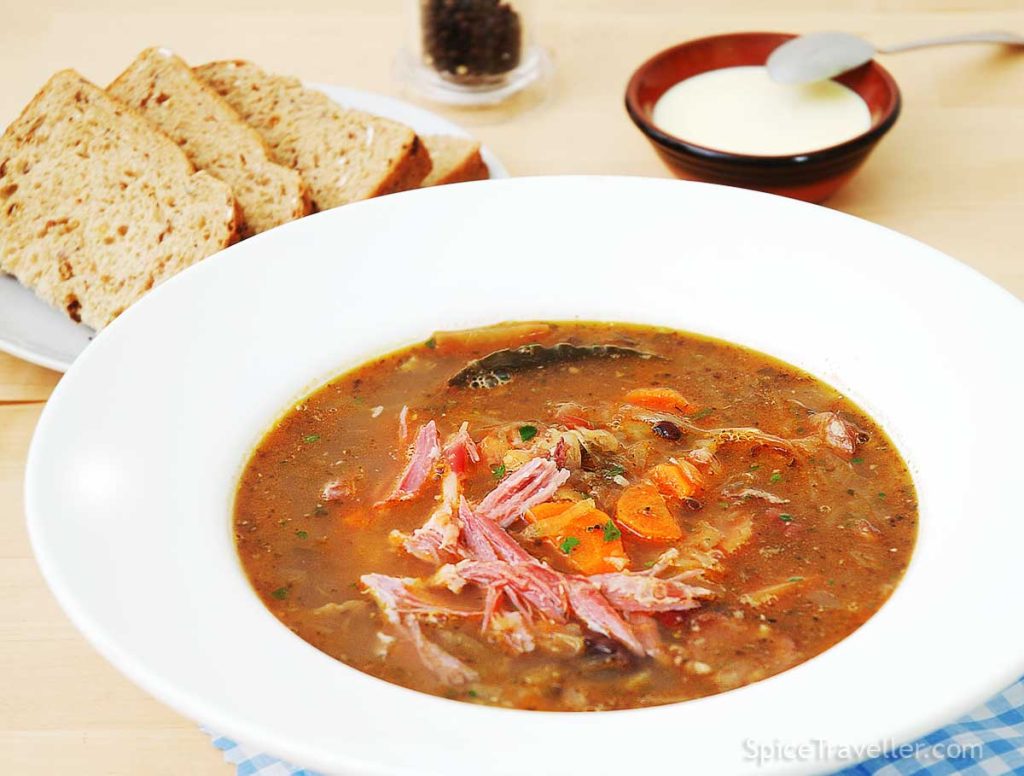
[767,30,1024,85]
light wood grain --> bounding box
[0,404,231,773]
[1,1,1021,773]
[0,353,60,403]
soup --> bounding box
[234,322,917,711]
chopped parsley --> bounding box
[519,425,538,442]
[690,407,714,421]
[851,456,864,464]
[560,537,581,554]
[779,513,794,523]
[492,464,506,480]
[602,520,622,542]
[643,560,657,568]
[749,463,761,471]
[295,530,308,540]
[787,576,804,583]
[271,587,289,600]
[770,472,783,483]
[877,492,886,500]
[467,689,478,698]
[603,463,627,480]
[425,336,437,349]
[302,434,321,444]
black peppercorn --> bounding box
[421,0,522,81]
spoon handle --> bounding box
[878,30,1024,54]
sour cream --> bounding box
[652,66,871,156]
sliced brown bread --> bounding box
[109,48,310,238]
[195,60,432,211]
[0,69,239,329]
[421,135,489,187]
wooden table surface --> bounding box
[1,0,1021,772]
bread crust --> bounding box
[421,135,489,187]
[369,134,433,197]
[195,60,433,211]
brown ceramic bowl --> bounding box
[625,32,901,202]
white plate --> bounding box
[0,83,508,372]
[26,177,1024,775]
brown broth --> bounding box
[234,322,917,710]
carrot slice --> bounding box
[648,460,703,499]
[614,483,682,543]
[523,501,629,574]
[522,499,596,539]
[623,387,693,415]
[431,322,551,355]
[528,501,577,521]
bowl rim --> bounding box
[624,31,903,166]
[23,176,1024,776]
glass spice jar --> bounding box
[396,0,549,105]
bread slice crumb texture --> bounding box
[421,135,489,187]
[0,70,238,329]
[195,60,432,211]
[109,48,310,237]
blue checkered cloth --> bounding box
[207,676,1024,775]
